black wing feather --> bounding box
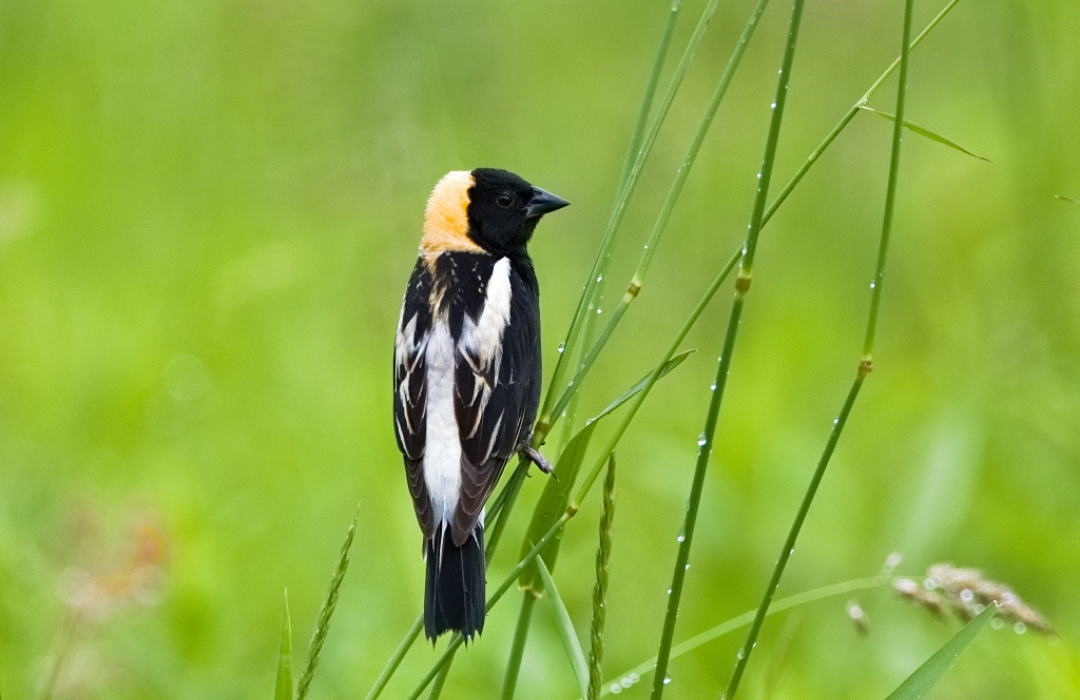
[451,258,540,544]
[394,260,435,538]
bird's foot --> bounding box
[521,446,555,476]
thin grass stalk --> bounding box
[594,575,889,696]
[762,0,960,226]
[406,250,743,700]
[650,0,808,695]
[618,0,682,195]
[362,617,424,700]
[296,509,358,700]
[537,0,723,438]
[426,665,450,700]
[547,0,773,427]
[580,0,682,377]
[720,2,915,698]
[363,6,962,698]
[500,595,538,700]
[588,456,618,700]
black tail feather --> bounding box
[425,525,486,641]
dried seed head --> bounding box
[893,577,950,621]
[896,563,1053,635]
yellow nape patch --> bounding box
[420,170,484,260]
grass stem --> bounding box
[650,0,807,695]
[720,1,915,698]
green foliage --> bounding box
[0,0,1076,698]
[296,509,358,700]
[274,592,293,700]
[536,558,589,700]
[857,106,992,162]
[587,456,616,700]
[884,605,997,700]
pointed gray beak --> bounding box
[524,187,570,219]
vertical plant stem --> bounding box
[536,0,721,439]
[546,0,773,427]
[426,665,450,700]
[720,2,915,699]
[362,617,424,700]
[500,595,539,700]
[650,0,807,696]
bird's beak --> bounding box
[524,187,570,219]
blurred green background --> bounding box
[1,0,1078,697]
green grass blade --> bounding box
[884,604,996,700]
[592,351,693,422]
[592,576,888,697]
[519,349,691,595]
[858,105,991,161]
[1055,194,1080,205]
[537,557,590,700]
[296,507,359,700]
[362,616,423,700]
[519,422,597,595]
[651,0,808,693]
[763,0,963,225]
[275,591,294,700]
[500,595,539,700]
[544,0,772,427]
[722,1,916,697]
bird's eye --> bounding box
[496,193,514,209]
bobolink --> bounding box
[393,168,569,641]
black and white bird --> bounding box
[393,168,569,641]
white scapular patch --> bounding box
[461,257,513,373]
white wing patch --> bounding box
[460,257,513,376]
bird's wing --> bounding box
[394,260,435,538]
[452,258,539,544]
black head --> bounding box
[465,168,569,255]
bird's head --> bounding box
[421,168,569,258]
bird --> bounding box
[393,168,569,641]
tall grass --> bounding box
[281,0,1019,697]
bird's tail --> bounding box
[425,524,486,641]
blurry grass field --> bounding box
[2,0,1080,698]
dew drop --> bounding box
[676,534,685,543]
[663,674,672,685]
[710,382,717,391]
[610,684,623,694]
[597,275,603,282]
[697,433,707,446]
[597,308,602,314]
[620,675,634,689]
[557,343,565,354]
[770,102,777,109]
[628,673,640,684]
[685,563,691,570]
[991,618,1004,630]
[959,588,974,603]
[1014,622,1027,635]
[736,649,746,660]
[667,588,672,595]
